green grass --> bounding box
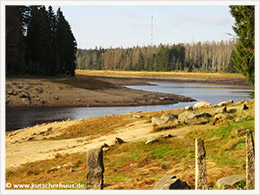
[108,173,128,182]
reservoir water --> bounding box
[6,81,252,131]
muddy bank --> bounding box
[6,77,195,108]
[88,75,250,86]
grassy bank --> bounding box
[76,70,246,79]
[6,100,254,190]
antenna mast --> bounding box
[151,11,153,46]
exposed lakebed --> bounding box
[6,81,252,131]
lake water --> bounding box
[6,82,252,131]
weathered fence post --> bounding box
[246,130,255,190]
[195,138,208,190]
[86,148,104,190]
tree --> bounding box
[229,6,255,89]
[6,6,25,75]
[56,8,77,76]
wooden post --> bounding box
[246,130,255,190]
[195,138,208,190]
[86,148,104,190]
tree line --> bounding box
[76,40,237,73]
[6,6,77,76]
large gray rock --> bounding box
[217,100,233,107]
[214,113,233,120]
[193,102,211,109]
[215,174,246,189]
[228,104,248,113]
[160,113,178,122]
[211,107,227,115]
[152,117,168,126]
[178,111,211,124]
[154,176,190,190]
[178,111,197,123]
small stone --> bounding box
[46,127,52,131]
[56,166,61,170]
[161,134,173,138]
[54,96,59,100]
[7,90,13,95]
[235,117,244,123]
[132,114,143,118]
[26,137,34,141]
[76,98,81,101]
[145,137,157,144]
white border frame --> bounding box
[0,1,259,195]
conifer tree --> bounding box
[229,6,255,89]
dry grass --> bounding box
[49,115,135,140]
[5,100,255,190]
[76,70,245,79]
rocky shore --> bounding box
[6,77,195,108]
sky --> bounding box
[52,5,235,49]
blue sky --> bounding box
[53,5,235,49]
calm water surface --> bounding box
[6,82,252,131]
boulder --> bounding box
[213,106,227,114]
[160,113,178,122]
[152,117,168,126]
[195,112,212,119]
[235,104,248,112]
[217,100,233,107]
[214,113,233,120]
[185,106,193,110]
[215,174,246,189]
[178,111,197,123]
[193,102,211,109]
[154,176,190,190]
[145,137,157,144]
